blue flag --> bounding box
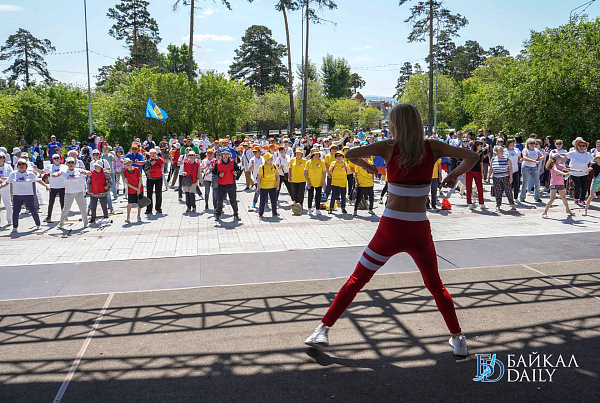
[146,98,168,122]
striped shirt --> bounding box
[491,156,510,178]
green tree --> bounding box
[165,43,197,75]
[296,58,319,81]
[349,72,366,95]
[0,93,19,147]
[398,0,468,126]
[228,25,288,95]
[394,61,414,99]
[252,84,290,134]
[196,72,253,137]
[448,40,486,81]
[402,72,456,126]
[107,0,161,68]
[96,58,133,93]
[359,106,383,129]
[13,88,53,143]
[0,28,55,86]
[321,54,351,99]
[295,79,327,128]
[326,98,363,128]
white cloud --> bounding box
[217,60,231,65]
[202,9,214,16]
[0,5,24,11]
[183,34,234,42]
[351,45,373,51]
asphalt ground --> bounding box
[0,259,598,402]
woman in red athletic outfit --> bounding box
[304,104,478,356]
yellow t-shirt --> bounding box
[305,159,326,187]
[355,165,374,187]
[330,161,348,187]
[259,163,278,189]
[289,157,307,183]
[324,153,334,168]
[432,158,441,179]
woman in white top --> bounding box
[248,147,264,209]
[519,138,544,202]
[57,157,91,229]
[567,138,594,204]
[200,149,218,210]
[0,152,14,226]
[0,158,49,232]
[38,154,66,223]
[274,146,292,198]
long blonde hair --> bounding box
[389,103,426,172]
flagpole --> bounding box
[84,0,93,134]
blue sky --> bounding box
[0,0,598,97]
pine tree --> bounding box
[228,25,288,95]
[398,0,468,126]
[0,28,55,86]
[107,0,161,68]
[165,43,197,75]
[394,62,413,99]
[349,72,365,95]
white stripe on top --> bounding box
[364,246,391,263]
[382,208,428,222]
[359,255,382,271]
[388,183,431,197]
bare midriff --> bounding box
[386,184,429,213]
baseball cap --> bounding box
[66,157,75,163]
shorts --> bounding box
[550,185,565,191]
[127,193,141,204]
[591,180,600,193]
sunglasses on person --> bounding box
[578,144,586,147]
[66,161,75,164]
[17,163,26,166]
[52,156,61,160]
[131,148,138,150]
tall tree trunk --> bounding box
[133,26,138,68]
[282,4,295,135]
[24,42,29,86]
[301,0,309,135]
[428,0,434,131]
[188,0,194,80]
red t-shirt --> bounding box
[148,157,164,178]
[124,167,143,194]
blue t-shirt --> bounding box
[68,145,80,152]
[124,152,145,168]
[30,145,44,161]
[515,144,524,166]
[48,141,62,157]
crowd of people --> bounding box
[0,124,599,233]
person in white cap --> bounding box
[90,149,114,213]
[0,152,14,227]
[12,147,22,168]
[86,160,112,223]
[36,152,66,223]
[0,158,49,232]
[57,157,91,229]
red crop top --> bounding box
[386,140,435,184]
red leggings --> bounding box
[466,171,484,205]
[321,216,462,334]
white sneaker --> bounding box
[316,209,322,215]
[304,323,330,347]
[449,334,468,356]
[480,204,487,210]
[468,204,475,209]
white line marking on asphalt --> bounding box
[53,293,114,403]
[522,264,600,301]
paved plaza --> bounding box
[1,180,599,266]
[0,179,599,402]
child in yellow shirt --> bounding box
[353,157,376,216]
[328,151,350,214]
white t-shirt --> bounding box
[274,154,290,175]
[250,156,264,182]
[0,163,13,191]
[242,149,254,170]
[283,146,293,157]
[62,167,87,193]
[522,148,540,168]
[567,150,593,177]
[505,148,520,173]
[200,158,216,181]
[198,139,211,153]
[7,170,38,195]
[177,154,186,176]
[92,158,111,171]
[44,163,66,188]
